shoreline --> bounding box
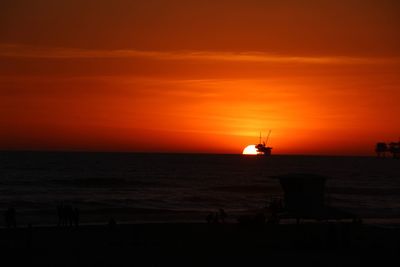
[4,213,400,229]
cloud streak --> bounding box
[1,44,398,65]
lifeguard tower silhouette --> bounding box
[276,174,359,223]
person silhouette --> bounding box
[213,212,220,224]
[219,209,227,223]
[57,203,64,227]
[64,205,74,227]
[4,207,16,228]
[73,207,80,228]
[108,217,116,230]
[206,212,214,224]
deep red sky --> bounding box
[1,0,400,155]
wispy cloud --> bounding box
[1,43,398,65]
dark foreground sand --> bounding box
[0,222,399,266]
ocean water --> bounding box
[0,152,399,225]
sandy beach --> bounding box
[1,222,399,266]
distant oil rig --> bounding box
[375,140,400,158]
[255,131,272,155]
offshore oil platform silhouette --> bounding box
[255,131,272,155]
[375,139,400,158]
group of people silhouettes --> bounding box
[3,205,80,229]
[57,204,80,227]
[206,208,228,224]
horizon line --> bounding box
[0,149,375,158]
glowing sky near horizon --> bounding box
[1,0,400,155]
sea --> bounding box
[1,152,399,226]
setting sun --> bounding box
[242,145,259,155]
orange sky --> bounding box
[1,0,400,155]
